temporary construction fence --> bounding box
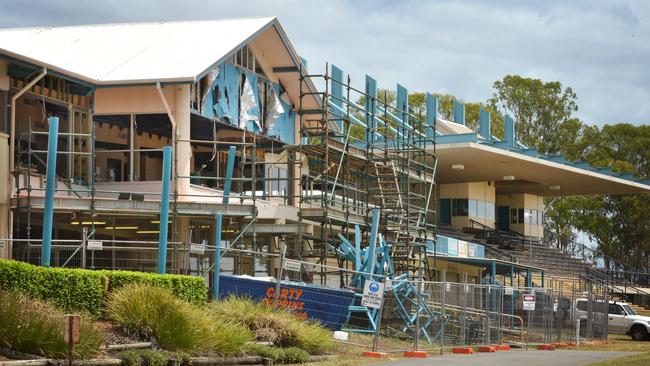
[6,239,610,353]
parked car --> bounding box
[574,298,650,341]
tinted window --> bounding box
[576,300,588,311]
[452,199,468,216]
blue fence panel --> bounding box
[218,275,356,330]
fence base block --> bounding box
[536,344,555,351]
[404,351,428,358]
[495,345,510,351]
[362,352,387,358]
[452,347,474,354]
[478,346,496,353]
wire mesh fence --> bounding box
[6,239,612,353]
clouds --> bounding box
[0,0,647,125]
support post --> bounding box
[41,117,59,267]
[223,146,236,203]
[365,208,381,279]
[213,145,236,298]
[157,145,172,274]
[354,224,361,271]
[213,213,223,299]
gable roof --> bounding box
[0,17,280,85]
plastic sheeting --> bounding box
[239,72,261,132]
[199,62,295,144]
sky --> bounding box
[0,0,648,126]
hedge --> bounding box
[0,260,208,315]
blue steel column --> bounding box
[354,224,361,271]
[397,84,408,149]
[479,108,491,140]
[157,146,173,274]
[365,75,378,145]
[331,65,344,141]
[426,93,437,140]
[453,100,465,125]
[213,213,223,299]
[364,208,381,279]
[526,268,532,288]
[541,271,545,288]
[212,146,236,299]
[41,117,59,267]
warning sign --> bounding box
[361,281,385,309]
[505,287,514,295]
[87,240,103,251]
[284,259,302,272]
[523,294,536,311]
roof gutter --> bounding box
[9,67,47,178]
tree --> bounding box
[548,123,650,271]
[489,75,578,154]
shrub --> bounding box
[247,344,285,363]
[107,283,250,354]
[101,270,207,305]
[0,260,208,316]
[118,349,173,366]
[282,347,310,364]
[247,345,310,364]
[0,260,104,315]
[0,290,104,359]
[210,297,333,354]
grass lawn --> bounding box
[577,334,650,366]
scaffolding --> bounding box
[7,61,437,287]
[294,64,437,284]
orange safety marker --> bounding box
[452,347,474,354]
[404,351,428,358]
[495,344,511,351]
[478,346,496,353]
[537,344,555,351]
[362,351,388,358]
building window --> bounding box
[452,199,468,216]
[510,208,517,224]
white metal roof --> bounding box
[0,17,277,85]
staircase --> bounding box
[371,159,428,279]
[464,220,593,277]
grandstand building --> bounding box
[0,17,648,294]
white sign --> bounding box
[284,259,302,272]
[523,294,536,311]
[385,279,393,291]
[361,281,385,309]
[87,240,103,251]
[505,287,514,295]
[190,243,206,255]
[0,240,5,249]
[553,298,559,312]
[445,283,451,292]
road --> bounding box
[380,350,634,366]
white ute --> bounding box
[575,298,650,341]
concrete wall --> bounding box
[496,193,544,237]
[439,181,496,228]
